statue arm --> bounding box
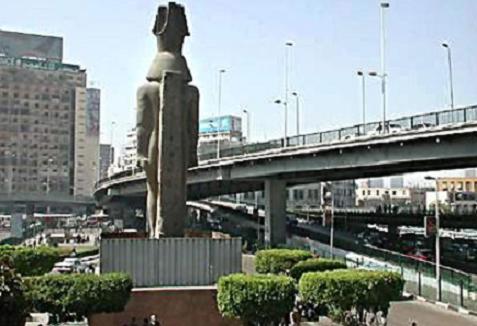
[136,83,159,163]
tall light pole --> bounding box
[357,71,366,129]
[291,92,300,135]
[284,42,294,140]
[371,2,390,134]
[442,43,455,122]
[425,176,441,301]
[217,69,226,159]
[242,109,250,143]
[274,99,288,146]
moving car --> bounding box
[412,122,434,130]
[367,123,402,136]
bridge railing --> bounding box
[95,105,477,189]
[199,104,477,161]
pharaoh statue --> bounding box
[136,2,199,238]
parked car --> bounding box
[51,261,75,274]
[51,259,86,274]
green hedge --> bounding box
[0,245,62,276]
[290,258,347,280]
[24,273,132,322]
[217,273,296,324]
[299,269,404,320]
[255,249,313,274]
[0,257,28,326]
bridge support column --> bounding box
[264,179,286,247]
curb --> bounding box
[403,291,477,317]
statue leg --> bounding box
[145,162,157,238]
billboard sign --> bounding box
[0,31,63,61]
[199,115,242,134]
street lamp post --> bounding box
[442,43,455,122]
[425,176,441,301]
[284,42,293,140]
[274,99,287,146]
[380,2,389,133]
[291,92,300,136]
[357,71,366,130]
[243,109,250,143]
[217,69,226,159]
[368,71,386,133]
[369,3,390,134]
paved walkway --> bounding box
[301,300,477,326]
[387,300,477,326]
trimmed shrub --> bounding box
[299,269,404,321]
[24,272,132,322]
[290,258,347,280]
[217,273,296,325]
[255,248,313,274]
[0,245,62,276]
[0,257,29,326]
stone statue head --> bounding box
[153,2,189,53]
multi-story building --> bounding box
[436,177,477,193]
[366,178,385,188]
[356,186,428,213]
[356,187,411,211]
[389,176,404,188]
[238,180,356,210]
[99,144,114,180]
[0,30,99,200]
[198,115,243,156]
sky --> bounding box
[1,0,476,182]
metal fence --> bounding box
[100,237,242,287]
[290,235,477,312]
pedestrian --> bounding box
[130,317,138,326]
[150,314,160,326]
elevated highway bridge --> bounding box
[94,105,477,245]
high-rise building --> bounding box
[389,176,404,188]
[73,88,100,196]
[0,30,99,199]
[465,169,477,178]
[99,144,114,180]
[367,178,384,188]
